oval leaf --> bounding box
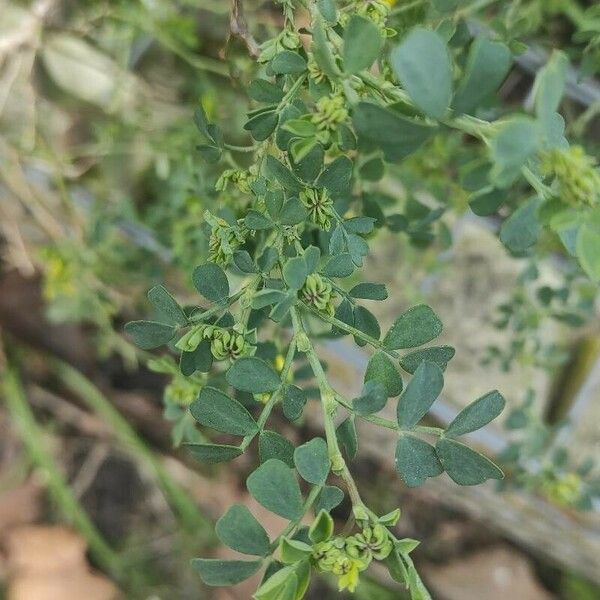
[216,505,270,556]
[226,357,281,394]
[436,437,504,485]
[395,434,443,487]
[294,437,331,485]
[192,558,262,586]
[384,304,442,350]
[445,390,505,437]
[192,263,229,303]
[397,361,444,429]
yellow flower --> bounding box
[337,559,363,593]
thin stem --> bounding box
[188,287,247,322]
[224,143,258,152]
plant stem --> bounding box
[290,307,366,511]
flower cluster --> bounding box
[300,273,336,316]
[205,211,247,266]
[175,324,254,361]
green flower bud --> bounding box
[165,376,202,407]
[541,145,600,207]
[216,168,254,194]
[349,523,393,561]
[210,330,252,361]
[301,273,336,316]
[175,325,205,352]
[312,94,349,133]
[300,188,335,231]
[205,211,246,267]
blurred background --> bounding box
[0,0,599,598]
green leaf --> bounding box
[192,263,229,303]
[399,346,455,374]
[499,197,543,253]
[246,210,274,231]
[147,285,188,326]
[271,51,307,74]
[436,438,504,485]
[365,351,403,397]
[180,340,213,375]
[280,198,309,225]
[124,321,176,350]
[490,118,540,187]
[282,385,308,421]
[190,387,258,436]
[294,437,331,485]
[226,357,281,393]
[317,0,337,23]
[391,27,452,119]
[309,510,334,544]
[249,79,285,103]
[445,390,505,437]
[353,306,381,346]
[192,558,262,586]
[336,417,358,459]
[247,459,304,520]
[233,250,256,274]
[315,485,344,513]
[279,538,313,564]
[349,282,388,301]
[316,156,353,200]
[576,222,600,281]
[384,304,442,350]
[353,103,436,162]
[245,110,279,141]
[265,155,303,194]
[259,430,295,468]
[452,37,512,115]
[185,443,243,464]
[312,17,341,80]
[343,15,383,74]
[397,361,444,429]
[322,253,354,278]
[283,256,308,290]
[216,505,270,556]
[353,381,387,415]
[395,434,443,487]
[255,565,300,600]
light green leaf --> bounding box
[309,510,334,544]
[384,304,442,350]
[216,505,270,556]
[445,390,505,437]
[533,50,568,127]
[576,222,600,281]
[124,320,176,350]
[365,351,403,397]
[395,434,443,487]
[436,438,504,485]
[192,263,229,303]
[190,387,258,436]
[191,558,262,586]
[247,459,304,520]
[279,538,313,564]
[499,197,543,253]
[391,27,453,119]
[490,118,540,187]
[226,357,281,393]
[343,15,383,74]
[294,437,331,485]
[397,361,444,429]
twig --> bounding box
[229,0,260,58]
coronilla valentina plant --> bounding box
[125,0,598,596]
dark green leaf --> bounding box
[259,430,295,468]
[283,385,308,421]
[265,155,303,193]
[271,51,307,74]
[124,321,176,350]
[283,256,308,290]
[316,156,353,200]
[247,459,304,520]
[446,390,505,437]
[185,443,243,464]
[294,437,331,485]
[244,110,279,141]
[436,438,504,485]
[397,361,444,429]
[216,505,270,556]
[391,27,452,119]
[226,357,281,394]
[353,103,436,162]
[249,79,285,103]
[353,381,387,415]
[353,305,381,346]
[343,15,383,74]
[384,304,442,350]
[246,210,274,230]
[349,282,388,301]
[336,417,358,459]
[190,387,258,436]
[399,346,455,374]
[395,434,443,487]
[192,263,229,303]
[365,351,403,397]
[280,198,309,225]
[180,339,213,375]
[322,253,354,277]
[192,558,262,586]
[148,285,188,326]
[499,197,542,253]
[233,250,257,274]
